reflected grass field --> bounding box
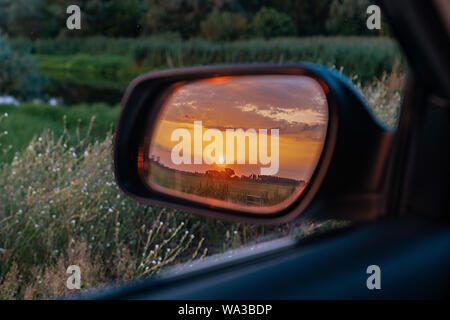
[150,161,299,207]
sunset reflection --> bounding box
[145,75,328,212]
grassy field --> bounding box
[0,104,119,163]
[150,162,299,207]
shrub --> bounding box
[0,33,40,100]
[200,11,249,41]
[252,7,296,39]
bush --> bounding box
[200,11,249,41]
[252,7,296,39]
[0,33,41,100]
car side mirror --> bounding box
[114,64,393,224]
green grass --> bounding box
[35,54,147,88]
[0,104,119,163]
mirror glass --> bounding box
[144,75,328,214]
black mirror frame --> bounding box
[114,63,393,224]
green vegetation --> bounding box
[0,104,119,163]
[0,0,407,300]
[0,34,40,100]
[0,127,206,299]
[0,0,386,39]
[0,113,326,299]
[252,7,296,39]
[11,37,404,93]
[200,11,249,41]
[0,55,405,299]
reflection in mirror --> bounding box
[144,75,328,214]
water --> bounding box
[43,78,124,106]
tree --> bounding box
[143,0,241,39]
[1,0,54,39]
[252,7,296,39]
[200,11,249,41]
[326,0,371,35]
[0,33,40,100]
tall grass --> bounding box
[12,37,405,84]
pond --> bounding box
[42,77,125,106]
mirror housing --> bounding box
[114,64,393,224]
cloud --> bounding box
[159,75,328,139]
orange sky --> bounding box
[149,75,328,181]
